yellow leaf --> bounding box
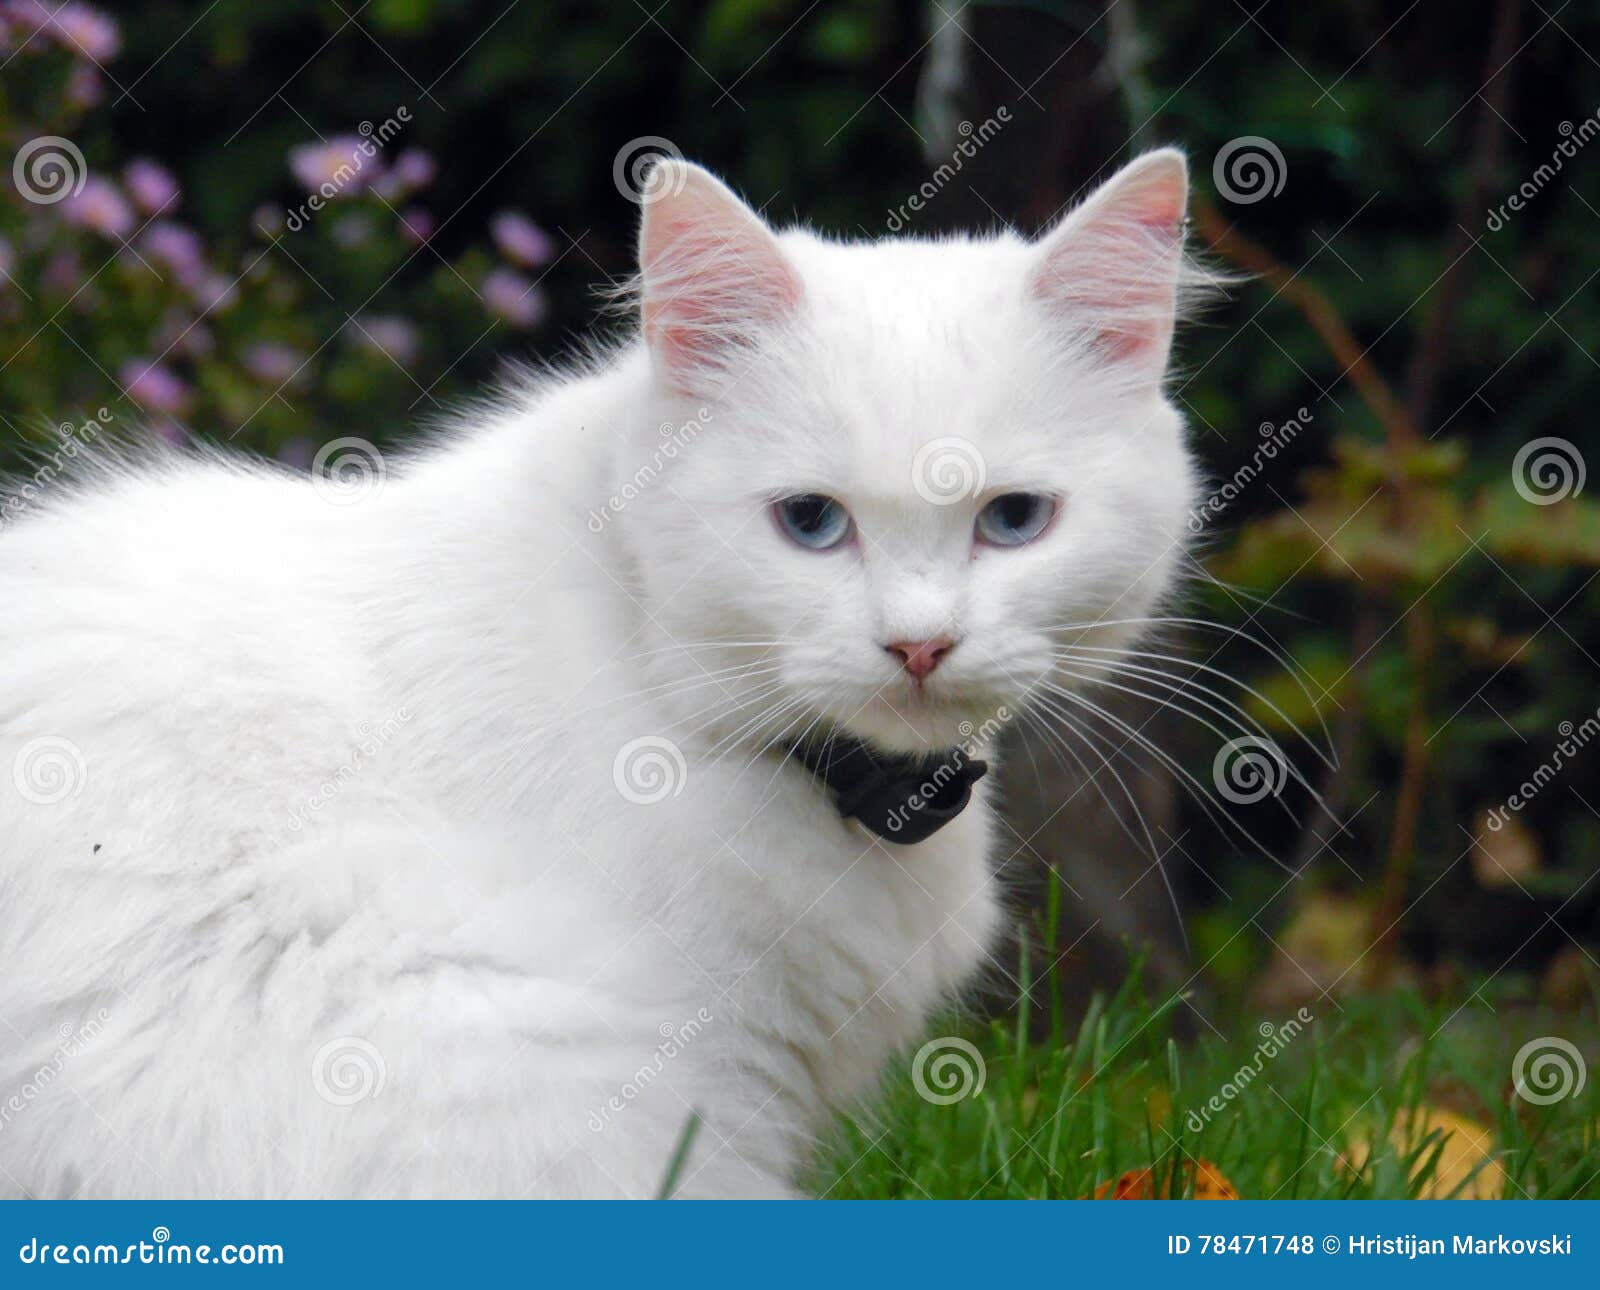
[1347,1106,1503,1199]
[1089,1159,1238,1199]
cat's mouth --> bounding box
[837,685,1014,757]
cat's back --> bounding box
[1,455,377,808]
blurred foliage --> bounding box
[2,0,1598,991]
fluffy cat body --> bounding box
[0,153,1199,1198]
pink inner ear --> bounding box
[1030,204,1184,368]
[1124,177,1186,239]
[1030,155,1187,368]
[639,173,801,392]
[642,220,800,379]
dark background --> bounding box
[4,0,1599,1019]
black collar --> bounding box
[787,732,988,845]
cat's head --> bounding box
[616,153,1201,756]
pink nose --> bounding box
[885,637,956,680]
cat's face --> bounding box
[621,155,1198,756]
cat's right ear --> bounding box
[638,161,801,395]
[1027,148,1189,380]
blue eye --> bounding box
[773,493,853,551]
[976,492,1057,547]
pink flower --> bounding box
[371,149,435,200]
[398,207,435,245]
[490,210,553,268]
[243,342,304,385]
[155,309,213,358]
[41,250,81,297]
[61,176,134,240]
[120,359,191,415]
[44,3,120,61]
[141,221,205,287]
[482,267,547,328]
[190,272,238,315]
[65,62,101,107]
[123,159,179,215]
[288,136,380,196]
[250,204,284,238]
[392,149,436,192]
[351,315,419,365]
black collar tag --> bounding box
[788,734,988,845]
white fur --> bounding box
[0,153,1199,1198]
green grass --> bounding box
[809,959,1600,1200]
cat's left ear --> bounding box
[638,161,801,395]
[1028,148,1188,378]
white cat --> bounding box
[0,150,1200,1199]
